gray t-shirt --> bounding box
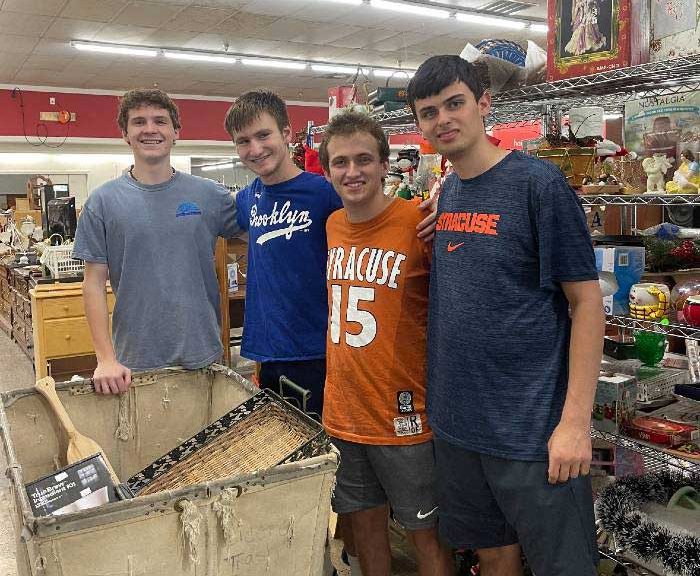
[427,151,598,461]
[72,172,240,371]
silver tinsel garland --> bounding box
[596,471,700,576]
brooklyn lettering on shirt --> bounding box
[250,201,312,244]
[437,212,500,235]
[327,246,407,289]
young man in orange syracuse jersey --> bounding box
[319,111,453,576]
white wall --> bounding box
[0,153,191,207]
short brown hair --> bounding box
[117,89,181,133]
[318,111,390,172]
[224,90,290,136]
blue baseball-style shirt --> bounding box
[427,151,598,461]
[236,171,343,362]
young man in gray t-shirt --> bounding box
[73,89,240,394]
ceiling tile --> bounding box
[0,34,38,55]
[241,0,305,17]
[179,32,231,51]
[255,18,319,42]
[1,0,66,16]
[22,53,75,71]
[289,23,364,46]
[212,11,278,37]
[0,11,53,35]
[32,37,77,57]
[0,62,21,78]
[142,29,200,47]
[330,6,396,28]
[47,69,97,86]
[163,6,235,32]
[93,23,159,43]
[60,0,129,23]
[331,28,401,50]
[290,1,357,24]
[43,18,105,40]
[113,1,185,27]
[13,68,64,84]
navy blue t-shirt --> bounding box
[236,171,343,362]
[426,151,598,461]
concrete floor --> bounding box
[0,330,420,576]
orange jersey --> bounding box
[323,198,432,445]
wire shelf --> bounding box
[591,428,700,474]
[598,546,660,576]
[580,194,700,206]
[606,313,700,340]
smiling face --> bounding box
[122,105,178,164]
[324,131,389,217]
[231,112,294,185]
[413,81,491,161]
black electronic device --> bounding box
[40,184,69,237]
[46,197,77,244]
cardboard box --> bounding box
[25,454,118,517]
[593,372,636,433]
[594,245,646,315]
[650,0,700,62]
[624,415,699,446]
[547,0,638,81]
[624,90,700,160]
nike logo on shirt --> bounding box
[446,242,464,252]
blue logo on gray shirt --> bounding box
[176,202,202,217]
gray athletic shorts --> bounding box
[435,438,598,576]
[330,437,439,531]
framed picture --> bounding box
[547,0,631,80]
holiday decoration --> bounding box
[629,282,670,320]
[643,237,700,272]
[642,154,674,193]
[597,472,700,576]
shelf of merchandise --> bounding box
[598,546,660,576]
[605,313,700,340]
[592,428,700,475]
[580,194,700,207]
[309,54,700,135]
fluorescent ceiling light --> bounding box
[202,162,234,171]
[163,51,237,64]
[325,0,363,4]
[241,58,307,70]
[530,23,548,33]
[311,64,369,74]
[455,13,526,29]
[72,41,158,57]
[373,69,415,78]
[370,0,450,19]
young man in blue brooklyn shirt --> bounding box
[408,55,604,575]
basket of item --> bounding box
[536,146,596,188]
[39,236,84,279]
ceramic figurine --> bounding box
[642,154,673,193]
[666,150,700,194]
[629,282,670,320]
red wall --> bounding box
[0,88,329,141]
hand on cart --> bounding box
[93,358,131,394]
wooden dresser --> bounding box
[30,283,115,378]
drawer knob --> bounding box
[64,335,71,341]
[63,305,69,311]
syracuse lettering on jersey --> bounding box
[436,212,500,236]
[327,245,406,289]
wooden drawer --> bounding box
[42,317,96,358]
[41,294,115,320]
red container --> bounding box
[683,295,700,327]
[547,0,636,81]
[624,416,699,447]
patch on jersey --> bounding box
[176,202,202,217]
[397,390,415,414]
[394,414,423,437]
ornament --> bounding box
[629,282,670,320]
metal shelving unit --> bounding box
[592,428,700,475]
[580,194,700,207]
[309,54,700,134]
[606,313,700,340]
